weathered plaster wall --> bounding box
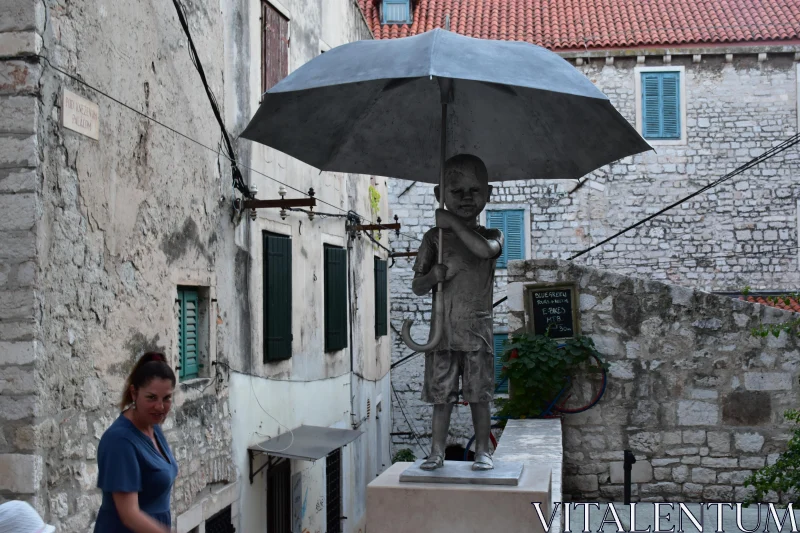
[389,51,800,459]
[508,259,800,502]
[228,1,390,532]
[1,0,240,530]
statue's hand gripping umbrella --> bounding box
[241,29,651,351]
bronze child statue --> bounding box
[411,153,503,471]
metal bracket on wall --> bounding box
[348,215,401,234]
[235,186,317,221]
[248,449,287,484]
[388,248,417,268]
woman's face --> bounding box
[132,378,174,425]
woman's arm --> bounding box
[112,493,169,533]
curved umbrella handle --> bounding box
[400,290,444,352]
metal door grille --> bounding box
[326,448,342,533]
[205,505,235,533]
[267,458,291,533]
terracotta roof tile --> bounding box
[358,0,800,50]
[742,295,800,313]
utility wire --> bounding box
[568,132,800,260]
[391,382,431,456]
[171,0,249,198]
[31,53,423,243]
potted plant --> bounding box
[495,332,608,420]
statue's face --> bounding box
[441,166,491,220]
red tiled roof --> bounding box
[742,295,800,313]
[358,0,800,51]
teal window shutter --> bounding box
[493,333,509,394]
[642,72,681,140]
[486,209,525,268]
[374,257,388,337]
[324,245,348,352]
[178,287,199,380]
[383,0,412,24]
[264,232,293,362]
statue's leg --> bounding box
[470,401,494,470]
[420,402,453,470]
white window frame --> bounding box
[479,203,532,268]
[634,65,687,146]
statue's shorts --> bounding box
[421,349,495,404]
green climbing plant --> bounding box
[392,448,415,463]
[495,332,607,420]
[742,287,800,503]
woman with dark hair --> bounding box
[94,352,178,533]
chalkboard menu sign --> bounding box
[527,285,578,339]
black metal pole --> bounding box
[623,449,636,505]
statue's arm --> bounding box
[411,270,438,296]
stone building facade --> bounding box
[0,0,243,530]
[388,44,800,461]
[507,259,800,502]
[227,2,392,532]
[1,1,389,532]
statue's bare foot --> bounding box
[472,452,494,471]
[420,454,444,470]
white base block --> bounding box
[367,462,552,533]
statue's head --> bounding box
[434,154,493,221]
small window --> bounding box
[493,333,509,394]
[382,0,412,24]
[324,245,348,352]
[486,209,524,268]
[205,505,234,533]
[261,1,289,94]
[177,287,200,381]
[374,257,388,337]
[326,448,343,533]
[641,71,681,140]
[264,232,292,362]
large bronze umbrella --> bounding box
[241,28,651,351]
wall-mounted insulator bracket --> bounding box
[388,248,417,268]
[242,197,317,221]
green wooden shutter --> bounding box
[642,73,662,139]
[486,210,507,267]
[642,72,680,140]
[505,210,524,263]
[494,333,509,394]
[487,210,524,268]
[179,288,199,380]
[264,232,293,362]
[374,257,388,337]
[660,73,680,139]
[324,246,348,352]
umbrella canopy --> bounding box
[241,28,651,183]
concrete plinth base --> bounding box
[367,461,551,533]
[398,459,524,485]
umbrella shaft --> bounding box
[437,102,446,269]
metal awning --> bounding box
[247,425,362,483]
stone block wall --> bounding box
[0,0,45,514]
[0,0,240,530]
[389,50,800,464]
[507,259,800,502]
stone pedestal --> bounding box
[366,461,552,533]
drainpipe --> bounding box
[346,233,358,429]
